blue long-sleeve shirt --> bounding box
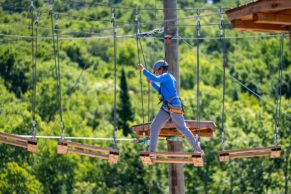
[143,69,181,106]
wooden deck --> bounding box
[226,0,291,33]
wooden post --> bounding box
[164,0,184,194]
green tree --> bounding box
[0,162,43,193]
[117,68,134,136]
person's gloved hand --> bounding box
[136,64,145,71]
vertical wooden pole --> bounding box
[164,0,185,194]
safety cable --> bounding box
[274,35,284,145]
[195,9,201,144]
[138,38,151,125]
[55,13,65,140]
[111,8,118,149]
[219,7,227,151]
[30,1,37,139]
[49,0,65,140]
[135,8,145,138]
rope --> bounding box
[137,38,150,125]
[195,9,201,143]
[219,7,227,151]
[49,0,65,140]
[111,8,118,149]
[1,32,288,41]
[135,8,145,137]
[30,1,37,139]
[274,35,284,145]
[55,13,65,140]
[14,135,137,141]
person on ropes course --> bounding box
[137,60,203,154]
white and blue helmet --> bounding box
[153,60,168,72]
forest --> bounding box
[0,0,290,193]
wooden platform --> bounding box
[0,132,37,152]
[57,140,119,164]
[140,151,204,167]
[132,120,216,138]
[226,0,291,33]
[219,145,281,162]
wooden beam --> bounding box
[66,141,112,153]
[230,151,271,159]
[220,146,277,154]
[67,149,109,160]
[0,132,31,142]
[226,0,291,21]
[253,12,291,25]
[149,152,192,157]
[27,139,38,153]
[231,20,289,33]
[153,158,193,164]
[0,137,27,148]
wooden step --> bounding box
[132,120,216,138]
[57,140,119,164]
[219,145,281,162]
[140,151,204,166]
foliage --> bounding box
[0,0,290,193]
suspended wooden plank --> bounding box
[219,145,281,162]
[0,137,27,148]
[57,140,119,164]
[0,132,38,152]
[27,139,38,152]
[132,120,215,138]
[231,20,288,33]
[140,151,204,167]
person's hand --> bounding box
[146,78,151,83]
[136,64,145,71]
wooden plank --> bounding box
[66,141,111,153]
[149,152,193,157]
[57,144,68,154]
[270,146,281,158]
[192,156,204,167]
[253,12,291,25]
[140,154,153,166]
[220,146,280,155]
[132,120,215,138]
[231,20,289,33]
[27,139,38,153]
[230,151,270,159]
[0,132,30,142]
[67,149,109,160]
[226,0,291,21]
[108,151,119,164]
[153,158,193,164]
[0,137,27,148]
[219,153,230,162]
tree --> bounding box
[117,68,134,136]
[0,162,43,193]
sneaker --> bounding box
[194,143,205,155]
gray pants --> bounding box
[149,105,197,152]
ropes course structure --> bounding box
[0,0,287,167]
[55,3,119,164]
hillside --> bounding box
[0,0,290,193]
